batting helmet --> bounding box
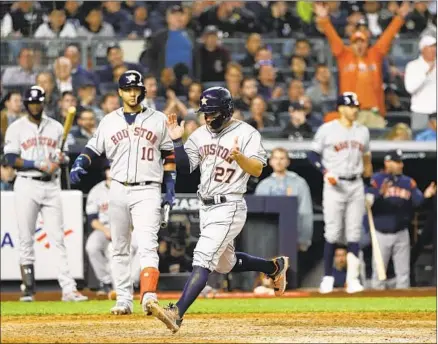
[337,92,360,108]
[118,70,146,105]
[23,86,45,117]
[197,87,234,131]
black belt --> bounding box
[21,175,55,182]
[201,196,227,205]
[338,175,359,181]
[114,180,156,187]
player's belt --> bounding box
[20,175,56,182]
[201,196,227,206]
[114,180,157,187]
[338,175,359,181]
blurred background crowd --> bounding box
[0,0,436,148]
[0,0,436,292]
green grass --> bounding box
[1,297,436,316]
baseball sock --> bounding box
[176,266,210,318]
[231,252,277,275]
[347,242,359,257]
[323,242,336,276]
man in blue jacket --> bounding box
[365,150,436,289]
[255,147,313,252]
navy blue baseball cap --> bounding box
[384,149,403,162]
[337,92,360,107]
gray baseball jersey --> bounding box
[311,120,370,177]
[86,180,110,227]
[86,107,173,183]
[184,120,267,198]
[3,114,66,178]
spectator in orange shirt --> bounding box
[314,2,411,117]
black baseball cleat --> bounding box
[268,256,290,296]
[147,301,183,334]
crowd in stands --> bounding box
[0,0,436,152]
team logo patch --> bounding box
[201,97,208,105]
[126,74,137,83]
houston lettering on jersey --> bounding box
[333,140,364,152]
[199,143,233,164]
[21,136,58,150]
[111,127,157,145]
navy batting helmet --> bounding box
[118,70,146,105]
[197,87,234,132]
[337,92,360,108]
[23,86,45,117]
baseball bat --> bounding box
[61,106,76,189]
[161,204,171,228]
[61,106,76,151]
[366,202,387,281]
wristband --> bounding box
[23,160,36,169]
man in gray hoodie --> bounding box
[255,147,313,251]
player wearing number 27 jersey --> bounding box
[147,87,290,333]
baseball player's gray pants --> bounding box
[13,176,77,293]
[323,179,365,244]
[108,181,161,304]
[193,198,247,273]
[372,229,410,289]
[86,230,141,287]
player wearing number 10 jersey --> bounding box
[70,70,176,316]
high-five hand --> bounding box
[229,137,242,161]
[166,113,185,141]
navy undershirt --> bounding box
[124,112,138,125]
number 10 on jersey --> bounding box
[141,147,154,161]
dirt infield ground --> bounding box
[1,288,436,343]
[1,312,436,343]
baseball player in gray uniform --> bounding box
[147,87,289,333]
[70,71,176,315]
[3,86,88,302]
[85,164,140,298]
[308,92,373,294]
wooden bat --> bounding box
[60,106,76,189]
[366,202,387,281]
[61,106,76,151]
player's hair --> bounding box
[271,147,289,159]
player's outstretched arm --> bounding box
[229,137,263,177]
